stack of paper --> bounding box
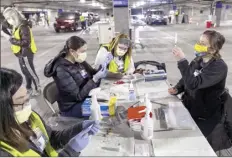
[152,137,216,156]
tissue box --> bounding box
[81,98,110,117]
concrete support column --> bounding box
[113,0,130,36]
[215,1,223,27]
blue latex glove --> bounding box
[93,65,107,82]
[67,124,92,153]
[104,53,114,66]
[82,120,100,135]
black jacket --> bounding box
[0,112,83,157]
[44,54,98,113]
[175,57,229,151]
[9,20,34,57]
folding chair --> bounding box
[43,81,85,129]
[43,81,59,116]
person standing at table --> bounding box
[94,34,135,76]
[44,36,113,118]
[0,67,100,157]
[2,7,41,97]
[168,30,230,151]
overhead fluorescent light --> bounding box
[80,0,85,3]
[92,1,96,6]
[101,6,106,9]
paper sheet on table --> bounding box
[136,81,169,96]
[166,102,196,130]
[97,89,110,100]
[134,143,150,156]
[110,84,130,100]
[152,137,216,156]
[148,90,171,99]
[81,136,135,156]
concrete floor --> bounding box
[1,21,232,120]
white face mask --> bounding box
[117,49,127,57]
[73,52,87,63]
[14,101,32,124]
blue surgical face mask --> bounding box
[194,51,207,57]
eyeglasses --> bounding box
[118,46,128,51]
[13,99,30,111]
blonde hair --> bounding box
[108,34,132,57]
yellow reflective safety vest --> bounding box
[11,25,37,54]
[175,10,179,16]
[101,44,130,73]
[80,15,85,22]
[0,112,58,157]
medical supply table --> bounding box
[80,75,217,156]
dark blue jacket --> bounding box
[44,53,98,113]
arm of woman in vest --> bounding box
[178,59,227,90]
[94,47,109,70]
[56,66,98,103]
[125,56,135,75]
[44,121,84,156]
[9,25,30,48]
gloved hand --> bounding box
[93,66,107,83]
[82,120,100,135]
[67,123,93,153]
[104,53,114,66]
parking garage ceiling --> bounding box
[1,0,231,10]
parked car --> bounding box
[54,12,81,33]
[131,15,146,26]
[145,10,168,25]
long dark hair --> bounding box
[0,68,33,152]
[203,30,225,59]
[61,36,87,54]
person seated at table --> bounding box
[94,34,135,76]
[168,30,229,151]
[44,36,112,118]
[0,67,100,157]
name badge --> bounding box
[80,69,88,78]
[116,60,124,73]
[30,128,48,152]
[194,69,202,77]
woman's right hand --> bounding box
[168,88,178,95]
[67,124,92,153]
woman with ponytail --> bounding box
[44,36,111,118]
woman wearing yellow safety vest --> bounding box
[94,34,135,75]
[3,7,41,97]
[0,68,100,157]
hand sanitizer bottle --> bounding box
[129,81,136,101]
[141,94,154,140]
[89,88,103,121]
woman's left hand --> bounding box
[172,47,185,61]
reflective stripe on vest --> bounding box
[80,16,85,22]
[0,112,58,157]
[11,25,37,54]
[101,44,130,73]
